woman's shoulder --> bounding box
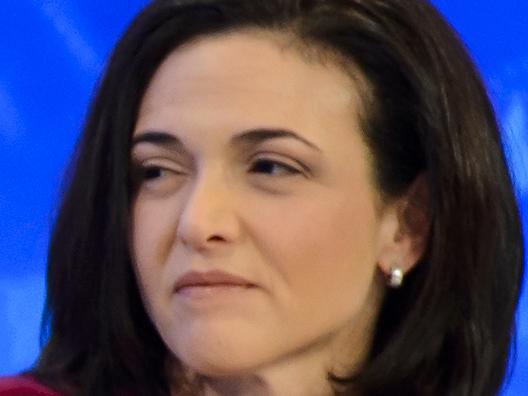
[0,375,64,396]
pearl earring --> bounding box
[388,267,404,288]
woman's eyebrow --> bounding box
[132,131,184,151]
[131,128,322,152]
[231,128,322,152]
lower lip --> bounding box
[176,284,256,299]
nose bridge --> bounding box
[177,165,238,249]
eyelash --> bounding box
[130,163,181,185]
[142,166,176,180]
[249,158,303,177]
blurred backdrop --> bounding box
[0,0,526,393]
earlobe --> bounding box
[377,173,431,284]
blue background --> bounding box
[0,0,526,393]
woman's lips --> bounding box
[174,270,256,295]
[176,283,256,298]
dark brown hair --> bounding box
[31,1,524,395]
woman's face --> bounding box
[131,31,395,377]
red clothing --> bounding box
[0,376,63,396]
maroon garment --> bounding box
[0,376,64,396]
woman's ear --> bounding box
[376,173,431,279]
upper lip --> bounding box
[174,270,256,292]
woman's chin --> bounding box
[176,345,280,379]
[174,339,275,378]
[167,320,279,376]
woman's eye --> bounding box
[142,166,167,180]
[249,159,302,176]
[133,162,183,184]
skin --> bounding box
[130,31,426,396]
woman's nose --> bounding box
[175,171,241,253]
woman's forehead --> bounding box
[136,31,363,125]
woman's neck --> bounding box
[172,332,362,396]
[193,362,336,396]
